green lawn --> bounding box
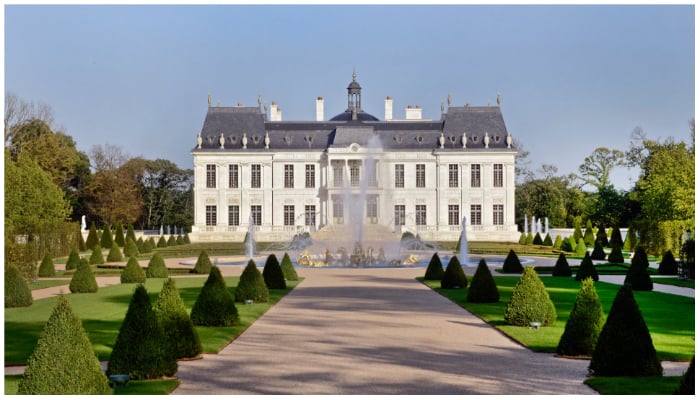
[5,276,299,365]
[421,276,694,360]
[4,374,180,395]
[28,279,71,290]
[585,376,683,395]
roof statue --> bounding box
[441,101,445,113]
[484,132,490,148]
[264,131,270,149]
[219,132,225,149]
[439,132,445,149]
[462,132,467,149]
[208,93,212,106]
[242,133,248,149]
[258,94,262,107]
[506,132,513,148]
[197,132,202,149]
[447,92,452,106]
[497,92,502,106]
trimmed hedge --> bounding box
[167,235,176,246]
[123,238,139,258]
[262,254,287,290]
[625,247,653,291]
[575,238,588,257]
[657,250,678,275]
[575,252,599,281]
[38,253,56,277]
[69,258,98,293]
[583,221,595,246]
[525,232,534,245]
[121,257,146,284]
[518,232,527,245]
[280,252,299,281]
[553,235,563,249]
[235,260,269,303]
[157,236,167,248]
[65,249,81,271]
[552,253,572,277]
[609,226,623,248]
[467,259,499,303]
[441,256,468,289]
[5,266,33,308]
[504,267,557,327]
[85,222,99,250]
[107,285,178,379]
[543,233,553,247]
[556,278,605,356]
[596,223,609,247]
[107,243,123,262]
[146,253,169,278]
[17,295,110,394]
[502,249,523,274]
[588,284,662,377]
[114,221,125,247]
[192,250,213,274]
[126,224,137,244]
[89,245,104,265]
[100,225,113,249]
[573,226,583,243]
[591,242,606,260]
[533,232,543,245]
[423,252,444,281]
[607,245,625,264]
[154,278,202,359]
[190,267,239,326]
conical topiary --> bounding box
[623,227,636,251]
[573,225,583,243]
[136,237,146,254]
[191,267,239,326]
[192,250,213,274]
[591,241,606,260]
[235,260,269,303]
[467,259,499,303]
[153,278,202,359]
[38,253,56,277]
[123,237,139,258]
[85,222,98,250]
[69,258,98,293]
[674,357,695,395]
[596,223,609,247]
[588,284,662,376]
[184,233,191,244]
[167,235,176,246]
[533,232,543,245]
[502,249,523,273]
[262,254,286,290]
[583,220,595,246]
[176,234,184,245]
[17,295,111,394]
[77,227,87,252]
[504,267,557,327]
[441,256,468,289]
[5,266,33,308]
[556,278,605,356]
[146,252,169,278]
[424,252,444,281]
[543,233,553,247]
[280,252,298,281]
[126,224,137,245]
[609,226,623,248]
[107,242,123,262]
[552,253,572,277]
[518,232,526,245]
[100,224,113,249]
[657,250,678,275]
[114,221,125,247]
[65,249,81,271]
[560,236,574,252]
[88,245,104,265]
[106,285,177,379]
[575,252,599,281]
[157,236,167,248]
[525,232,534,245]
[625,247,653,291]
[147,237,157,252]
[121,257,146,284]
[575,238,588,257]
[607,244,624,264]
[553,235,563,249]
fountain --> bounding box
[459,216,469,265]
[245,214,257,259]
[523,213,528,236]
[544,217,549,235]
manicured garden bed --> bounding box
[585,376,684,395]
[28,279,72,290]
[4,374,181,395]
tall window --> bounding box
[493,164,503,188]
[471,164,481,188]
[305,205,316,227]
[250,205,262,226]
[228,205,240,226]
[251,164,261,188]
[448,205,460,226]
[395,164,404,188]
[305,164,315,188]
[416,164,426,188]
[470,204,482,225]
[394,205,406,226]
[284,205,295,226]
[284,164,294,188]
[228,164,238,188]
[333,165,344,187]
[206,164,216,188]
[448,164,459,188]
[350,162,360,187]
[333,199,344,224]
[416,205,427,226]
[366,197,378,224]
[493,204,504,225]
[205,205,217,226]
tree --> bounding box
[262,253,286,290]
[625,247,653,290]
[467,259,499,303]
[5,266,33,308]
[146,252,169,278]
[504,267,557,326]
[235,260,269,303]
[69,258,98,293]
[556,278,605,356]
[5,92,55,145]
[552,253,572,277]
[153,279,202,359]
[575,147,625,191]
[657,250,678,275]
[441,256,468,289]
[121,257,146,284]
[502,249,523,273]
[280,252,298,281]
[191,267,239,326]
[192,250,213,274]
[107,285,177,379]
[588,284,662,376]
[424,252,444,281]
[17,295,111,394]
[575,252,599,281]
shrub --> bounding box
[176,234,184,245]
[17,295,110,394]
[556,278,605,356]
[518,232,526,245]
[191,267,239,326]
[167,235,176,246]
[590,242,606,260]
[596,224,609,247]
[114,221,125,247]
[262,253,287,289]
[123,237,139,258]
[107,242,123,262]
[136,237,146,253]
[280,252,299,281]
[65,249,80,271]
[146,253,169,278]
[147,237,157,251]
[575,252,599,281]
[504,267,557,327]
[467,259,499,303]
[126,224,137,244]
[573,226,583,242]
[552,253,572,277]
[5,266,33,308]
[121,257,146,284]
[525,232,533,245]
[153,279,202,359]
[192,250,213,274]
[588,284,662,376]
[625,247,653,291]
[38,253,56,277]
[674,357,695,395]
[424,252,444,280]
[560,236,574,253]
[88,245,104,265]
[657,250,678,275]
[623,227,636,251]
[607,244,624,264]
[107,285,177,379]
[441,256,468,289]
[157,236,167,248]
[100,224,113,249]
[502,249,523,273]
[184,233,191,244]
[69,258,98,293]
[575,238,588,257]
[85,222,99,250]
[543,233,553,247]
[583,220,595,246]
[533,232,543,245]
[235,260,269,303]
[609,226,623,248]
[77,227,87,252]
[553,235,563,249]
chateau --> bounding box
[190,73,519,243]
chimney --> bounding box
[405,104,422,120]
[316,96,324,121]
[385,96,393,121]
[270,101,282,121]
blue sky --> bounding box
[4,4,695,190]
